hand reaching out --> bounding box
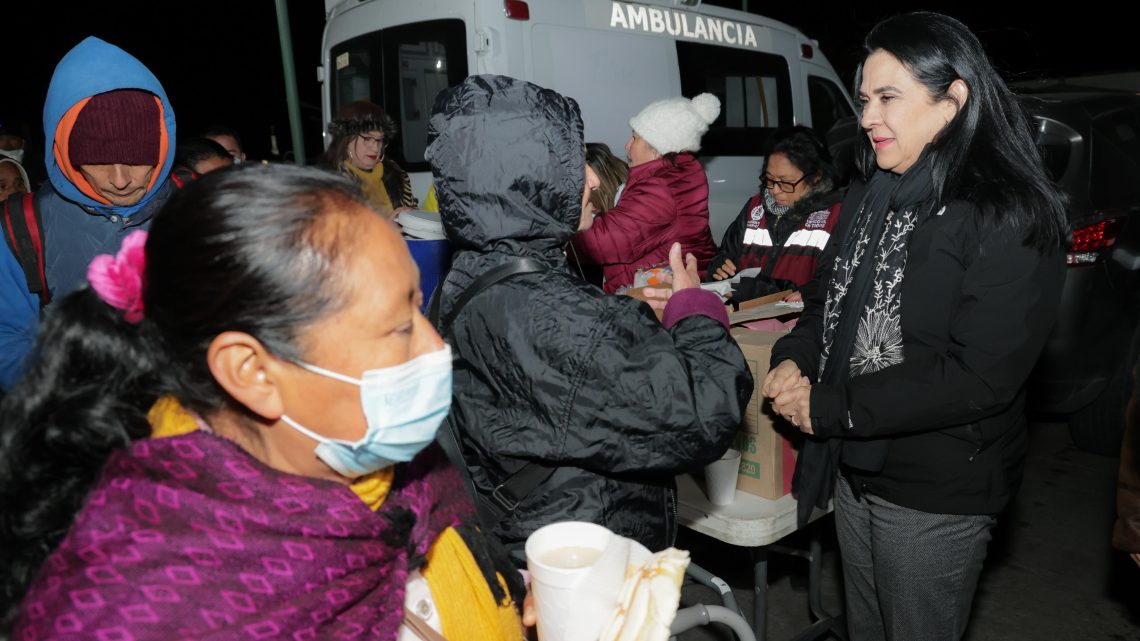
[642,243,700,310]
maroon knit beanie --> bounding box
[69,89,161,166]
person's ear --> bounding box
[945,79,970,120]
[206,331,286,421]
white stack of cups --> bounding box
[704,448,741,506]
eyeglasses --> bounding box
[357,134,385,147]
[761,174,807,193]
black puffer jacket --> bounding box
[773,180,1064,522]
[426,75,753,563]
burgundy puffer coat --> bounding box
[572,153,717,293]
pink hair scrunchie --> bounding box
[87,230,148,323]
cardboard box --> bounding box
[729,290,802,326]
[620,287,801,498]
[730,327,799,500]
[736,290,789,311]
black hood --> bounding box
[426,75,586,256]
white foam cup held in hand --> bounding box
[704,448,741,506]
[526,521,615,641]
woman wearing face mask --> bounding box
[428,75,752,565]
[763,13,1066,641]
[322,100,417,218]
[707,126,842,303]
[571,94,720,293]
[0,166,525,641]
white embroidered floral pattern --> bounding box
[820,204,869,375]
[850,211,915,375]
[820,208,917,378]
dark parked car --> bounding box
[1025,91,1140,455]
[826,90,1140,455]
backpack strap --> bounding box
[2,192,50,306]
[428,257,558,529]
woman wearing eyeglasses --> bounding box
[322,100,416,218]
[707,126,842,302]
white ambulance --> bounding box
[319,0,855,240]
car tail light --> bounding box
[1067,217,1123,265]
[504,0,529,20]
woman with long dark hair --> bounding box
[0,165,524,640]
[763,12,1066,640]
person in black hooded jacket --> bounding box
[425,75,753,564]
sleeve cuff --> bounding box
[809,383,849,439]
[662,288,730,330]
[769,354,814,381]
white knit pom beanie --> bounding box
[628,93,721,154]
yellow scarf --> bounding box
[422,185,439,213]
[147,397,522,641]
[344,161,395,217]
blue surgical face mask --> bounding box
[280,345,452,478]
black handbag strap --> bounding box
[428,257,547,331]
[429,257,558,528]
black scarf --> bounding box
[794,152,941,525]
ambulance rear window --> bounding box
[330,19,467,172]
[808,76,854,138]
[677,41,792,156]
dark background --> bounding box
[5,1,1134,163]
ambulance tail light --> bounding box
[504,0,530,20]
[801,44,814,59]
[1068,217,1123,266]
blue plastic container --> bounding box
[406,239,452,312]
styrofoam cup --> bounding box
[526,521,614,641]
[704,448,741,506]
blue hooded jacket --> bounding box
[42,36,177,216]
[0,36,177,390]
[0,237,36,390]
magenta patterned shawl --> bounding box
[14,431,472,640]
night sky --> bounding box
[6,1,1134,164]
